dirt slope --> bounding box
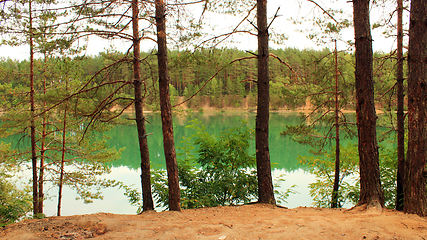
[1,204,427,240]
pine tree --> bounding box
[352,0,384,209]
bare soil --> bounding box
[1,204,427,239]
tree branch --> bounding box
[173,55,257,108]
[194,3,257,50]
[307,0,338,23]
[267,7,281,30]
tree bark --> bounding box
[352,0,384,209]
[395,0,405,211]
[57,101,67,216]
[256,0,275,205]
[404,0,427,216]
[38,56,48,215]
[155,0,181,211]
[331,39,340,208]
[132,0,154,211]
[29,0,39,216]
[38,117,45,215]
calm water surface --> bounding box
[37,112,336,216]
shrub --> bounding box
[0,176,32,226]
[152,120,258,209]
[300,143,397,208]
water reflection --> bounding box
[107,112,313,170]
[42,168,316,216]
[44,112,322,216]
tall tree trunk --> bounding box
[29,0,39,216]
[38,56,47,215]
[256,0,275,205]
[395,0,405,211]
[352,0,384,209]
[132,0,154,211]
[404,0,427,216]
[331,40,340,208]
[38,116,45,215]
[155,0,181,211]
[57,101,67,216]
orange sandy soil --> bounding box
[1,204,427,239]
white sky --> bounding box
[0,0,398,61]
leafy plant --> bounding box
[0,166,32,227]
[301,143,397,208]
[119,183,145,213]
[273,173,298,205]
[124,120,297,212]
[378,145,398,209]
[300,143,359,208]
[152,119,258,210]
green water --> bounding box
[39,111,320,216]
[107,112,313,171]
[11,112,364,216]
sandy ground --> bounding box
[1,204,427,239]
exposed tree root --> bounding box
[346,202,383,213]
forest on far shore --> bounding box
[0,47,400,112]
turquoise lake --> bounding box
[11,111,366,216]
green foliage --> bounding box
[0,54,126,212]
[144,120,297,211]
[282,113,356,152]
[273,174,298,205]
[300,144,359,208]
[270,79,302,110]
[119,183,144,214]
[378,144,398,209]
[289,1,352,47]
[51,132,124,204]
[301,143,397,208]
[152,119,258,210]
[206,0,254,15]
[179,165,258,209]
[191,119,255,169]
[169,84,177,105]
[0,166,32,227]
[0,47,399,112]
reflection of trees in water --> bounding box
[107,112,314,171]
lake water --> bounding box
[19,112,351,216]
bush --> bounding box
[0,176,32,226]
[300,143,398,209]
[0,144,32,226]
[299,144,359,208]
[127,120,295,212]
[152,120,258,209]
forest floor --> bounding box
[1,204,427,240]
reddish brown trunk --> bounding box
[352,0,384,209]
[29,0,39,216]
[132,0,154,211]
[38,118,45,215]
[57,104,67,216]
[404,0,427,216]
[256,0,275,205]
[395,0,405,211]
[38,57,47,215]
[331,40,340,208]
[155,0,180,211]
